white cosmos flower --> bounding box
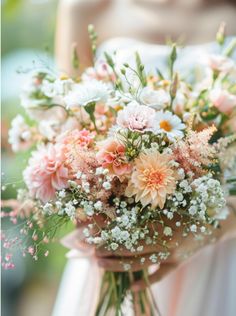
[139,87,170,110]
[64,80,110,108]
[42,78,74,98]
[8,115,32,152]
[154,110,185,140]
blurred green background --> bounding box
[1,1,70,315]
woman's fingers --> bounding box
[76,214,108,229]
[131,262,179,292]
[97,253,158,272]
[95,240,170,258]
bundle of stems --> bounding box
[96,270,162,316]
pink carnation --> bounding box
[23,144,69,203]
[208,55,234,74]
[210,89,236,115]
[60,129,94,148]
[116,102,156,132]
[97,139,132,177]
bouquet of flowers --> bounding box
[2,25,236,315]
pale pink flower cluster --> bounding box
[23,144,69,203]
[173,126,216,177]
[82,61,116,82]
[208,55,234,74]
[116,102,156,133]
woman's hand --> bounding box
[76,197,236,291]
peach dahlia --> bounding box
[125,150,178,209]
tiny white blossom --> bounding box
[84,204,94,216]
[200,226,206,233]
[149,254,158,263]
[94,201,103,211]
[189,205,197,215]
[110,243,119,250]
[76,171,83,179]
[163,226,172,236]
[83,228,90,237]
[102,181,111,190]
[190,224,197,232]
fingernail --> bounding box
[131,285,139,292]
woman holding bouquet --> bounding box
[52,1,236,315]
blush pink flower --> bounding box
[173,126,216,177]
[116,102,156,132]
[59,129,94,148]
[82,61,116,82]
[210,89,236,115]
[23,144,69,203]
[208,55,234,74]
[96,139,132,177]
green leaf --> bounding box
[88,24,98,59]
[104,52,123,91]
[71,44,79,70]
[216,22,226,46]
[156,68,164,80]
[169,44,177,78]
[223,38,236,57]
[135,52,147,87]
[84,101,97,131]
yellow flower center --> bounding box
[144,169,164,189]
[160,120,172,132]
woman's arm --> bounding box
[55,0,109,76]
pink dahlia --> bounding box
[96,139,132,177]
[23,144,69,203]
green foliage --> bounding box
[169,44,177,78]
[84,101,98,131]
[135,52,147,87]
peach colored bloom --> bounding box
[210,89,236,115]
[125,151,177,209]
[23,144,69,203]
[97,139,132,176]
[60,129,94,148]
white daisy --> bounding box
[64,80,109,108]
[154,110,185,139]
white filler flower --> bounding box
[64,80,109,108]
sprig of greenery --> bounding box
[88,24,98,61]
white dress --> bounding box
[52,38,236,316]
